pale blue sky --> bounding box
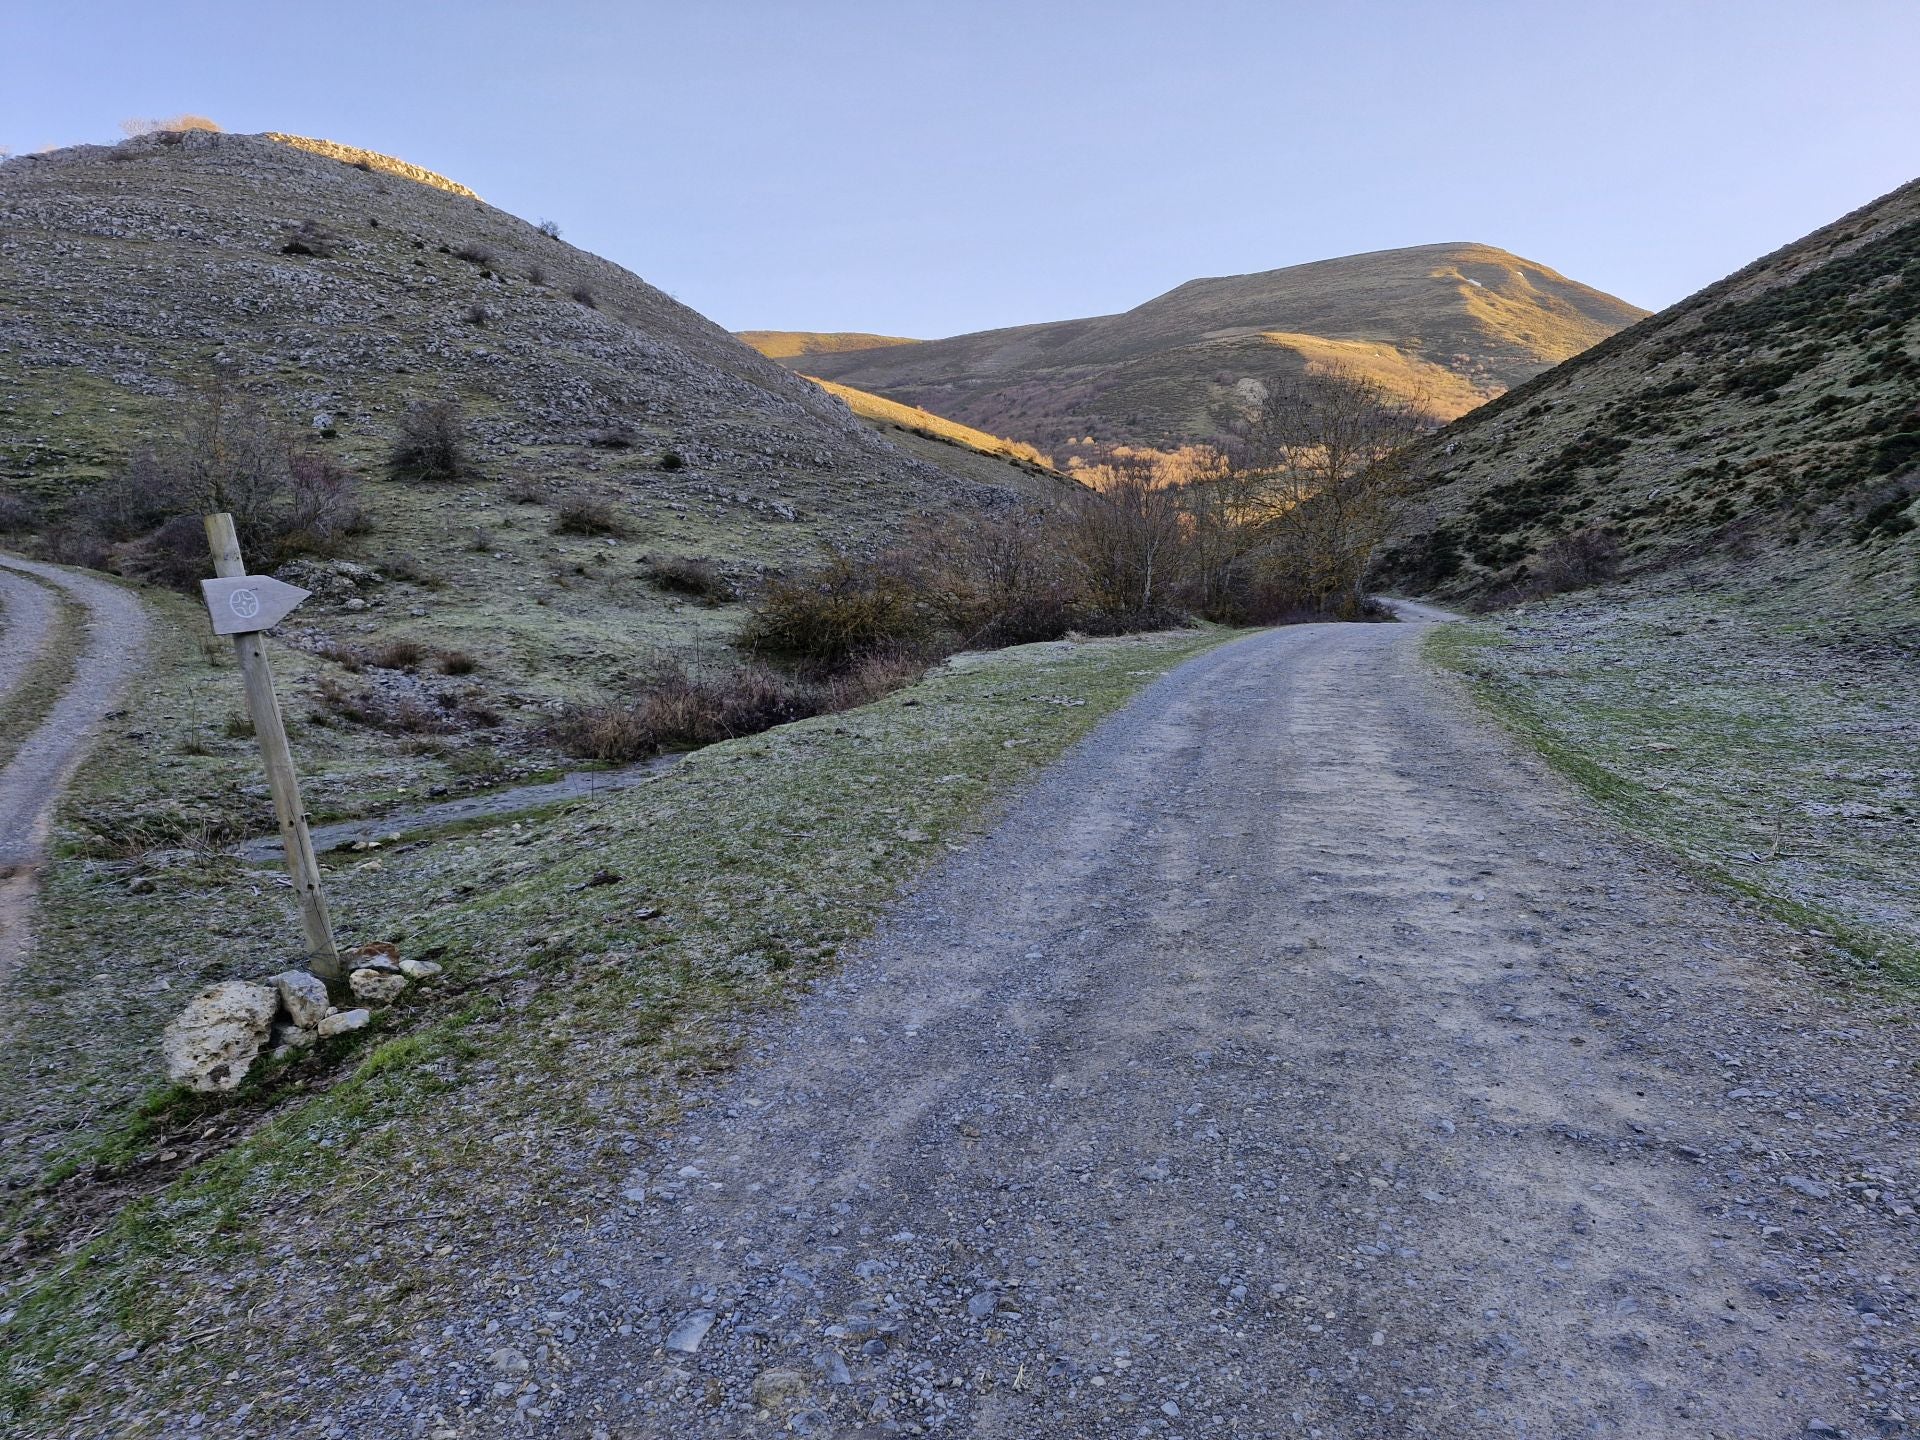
[5,1,1916,336]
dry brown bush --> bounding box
[389,400,469,482]
[644,555,734,604]
[553,497,629,537]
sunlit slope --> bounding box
[808,377,1058,474]
[1387,176,1920,628]
[769,244,1646,451]
[740,331,921,360]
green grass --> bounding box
[0,626,1236,1430]
[1427,610,1920,987]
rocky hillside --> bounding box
[1387,176,1920,626]
[749,244,1645,454]
[0,130,1057,694]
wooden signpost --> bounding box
[202,513,340,980]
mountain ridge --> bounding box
[744,243,1647,454]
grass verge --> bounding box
[1426,608,1919,988]
[0,626,1235,1431]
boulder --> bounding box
[162,981,279,1092]
[317,1007,370,1037]
[271,1020,317,1050]
[397,957,443,980]
[349,967,406,1004]
[268,970,329,1028]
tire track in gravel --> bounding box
[0,556,149,983]
[332,613,1916,1440]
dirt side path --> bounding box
[0,556,149,980]
[0,565,60,712]
[337,619,1915,1439]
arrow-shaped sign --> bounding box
[200,574,312,635]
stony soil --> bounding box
[272,617,1913,1439]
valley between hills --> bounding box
[0,126,1915,1439]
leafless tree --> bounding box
[1069,450,1189,618]
[1214,363,1430,616]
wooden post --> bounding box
[204,513,341,979]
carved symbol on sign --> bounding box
[200,574,312,636]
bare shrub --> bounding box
[1534,528,1621,593]
[556,702,655,762]
[62,378,365,587]
[657,449,686,472]
[437,650,477,676]
[285,453,370,550]
[553,497,629,537]
[366,638,427,670]
[536,219,562,239]
[556,657,828,761]
[0,490,40,533]
[1063,453,1190,625]
[465,302,491,327]
[738,555,925,670]
[525,263,549,287]
[453,241,495,267]
[828,650,929,709]
[119,514,214,590]
[587,425,636,450]
[883,510,1079,645]
[389,400,469,482]
[312,638,365,672]
[121,115,220,137]
[644,555,734,604]
[570,285,598,309]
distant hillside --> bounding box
[0,130,1059,706]
[764,245,1646,453]
[806,377,1060,475]
[1387,177,1920,625]
[739,331,920,361]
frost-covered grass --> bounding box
[1429,590,1920,987]
[0,626,1232,1429]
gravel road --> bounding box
[338,617,1913,1438]
[0,555,147,979]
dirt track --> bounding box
[293,616,1920,1436]
[0,555,147,979]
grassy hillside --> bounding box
[738,330,920,360]
[1387,178,1920,625]
[766,244,1646,453]
[0,127,1073,856]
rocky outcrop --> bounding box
[261,133,482,200]
[159,945,439,1089]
